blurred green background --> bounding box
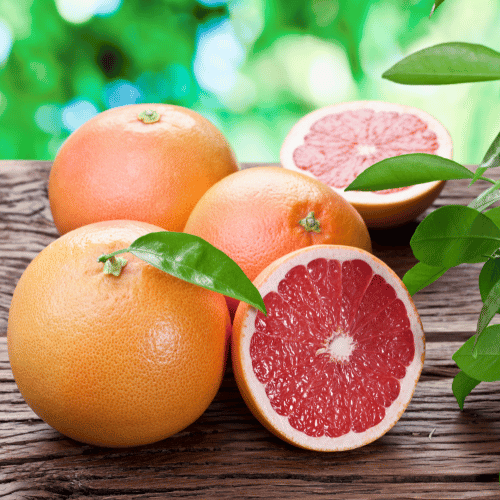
[0,0,499,164]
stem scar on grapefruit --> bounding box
[7,220,230,448]
[232,245,425,451]
[280,100,453,228]
[183,166,372,317]
[48,103,238,235]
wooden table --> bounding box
[1,161,500,499]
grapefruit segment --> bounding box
[232,245,425,451]
[280,100,453,228]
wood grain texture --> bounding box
[1,161,500,499]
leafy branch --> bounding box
[348,29,500,411]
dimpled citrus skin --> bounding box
[183,166,372,315]
[7,220,229,448]
[48,103,239,235]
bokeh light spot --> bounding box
[55,0,101,24]
[62,100,98,132]
[95,0,123,16]
[35,105,62,134]
[0,19,13,66]
[55,0,121,23]
[104,80,142,108]
[308,48,354,106]
[228,0,265,46]
[193,19,245,94]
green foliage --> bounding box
[1,0,495,162]
[410,205,500,267]
[402,262,448,296]
[344,153,474,191]
[453,325,500,382]
[348,2,500,415]
[470,130,500,184]
[452,371,480,411]
[479,254,500,310]
[382,43,500,85]
[0,0,206,160]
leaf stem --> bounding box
[468,178,500,211]
[97,247,130,262]
[476,176,497,185]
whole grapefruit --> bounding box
[232,244,425,451]
[183,166,372,316]
[7,220,230,447]
[280,100,453,228]
[48,104,239,235]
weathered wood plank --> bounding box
[0,473,498,500]
[0,161,57,339]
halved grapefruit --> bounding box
[232,245,425,451]
[280,100,453,228]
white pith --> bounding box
[237,245,425,452]
[317,332,356,363]
[280,100,453,207]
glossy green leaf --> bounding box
[410,205,500,267]
[468,184,500,212]
[116,232,266,315]
[478,257,500,313]
[484,206,500,228]
[470,130,500,184]
[344,154,473,191]
[453,325,500,382]
[475,274,500,341]
[402,261,449,296]
[382,42,500,85]
[452,370,480,411]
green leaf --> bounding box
[478,257,500,314]
[475,274,500,341]
[453,324,500,381]
[410,205,500,267]
[452,370,480,410]
[402,261,449,295]
[127,232,266,315]
[382,42,500,85]
[470,130,500,184]
[468,183,500,212]
[344,154,473,191]
[484,206,500,228]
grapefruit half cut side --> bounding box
[280,100,453,228]
[232,245,425,451]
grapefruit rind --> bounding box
[232,244,425,451]
[280,100,453,228]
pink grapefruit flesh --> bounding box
[280,101,453,228]
[232,245,425,451]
